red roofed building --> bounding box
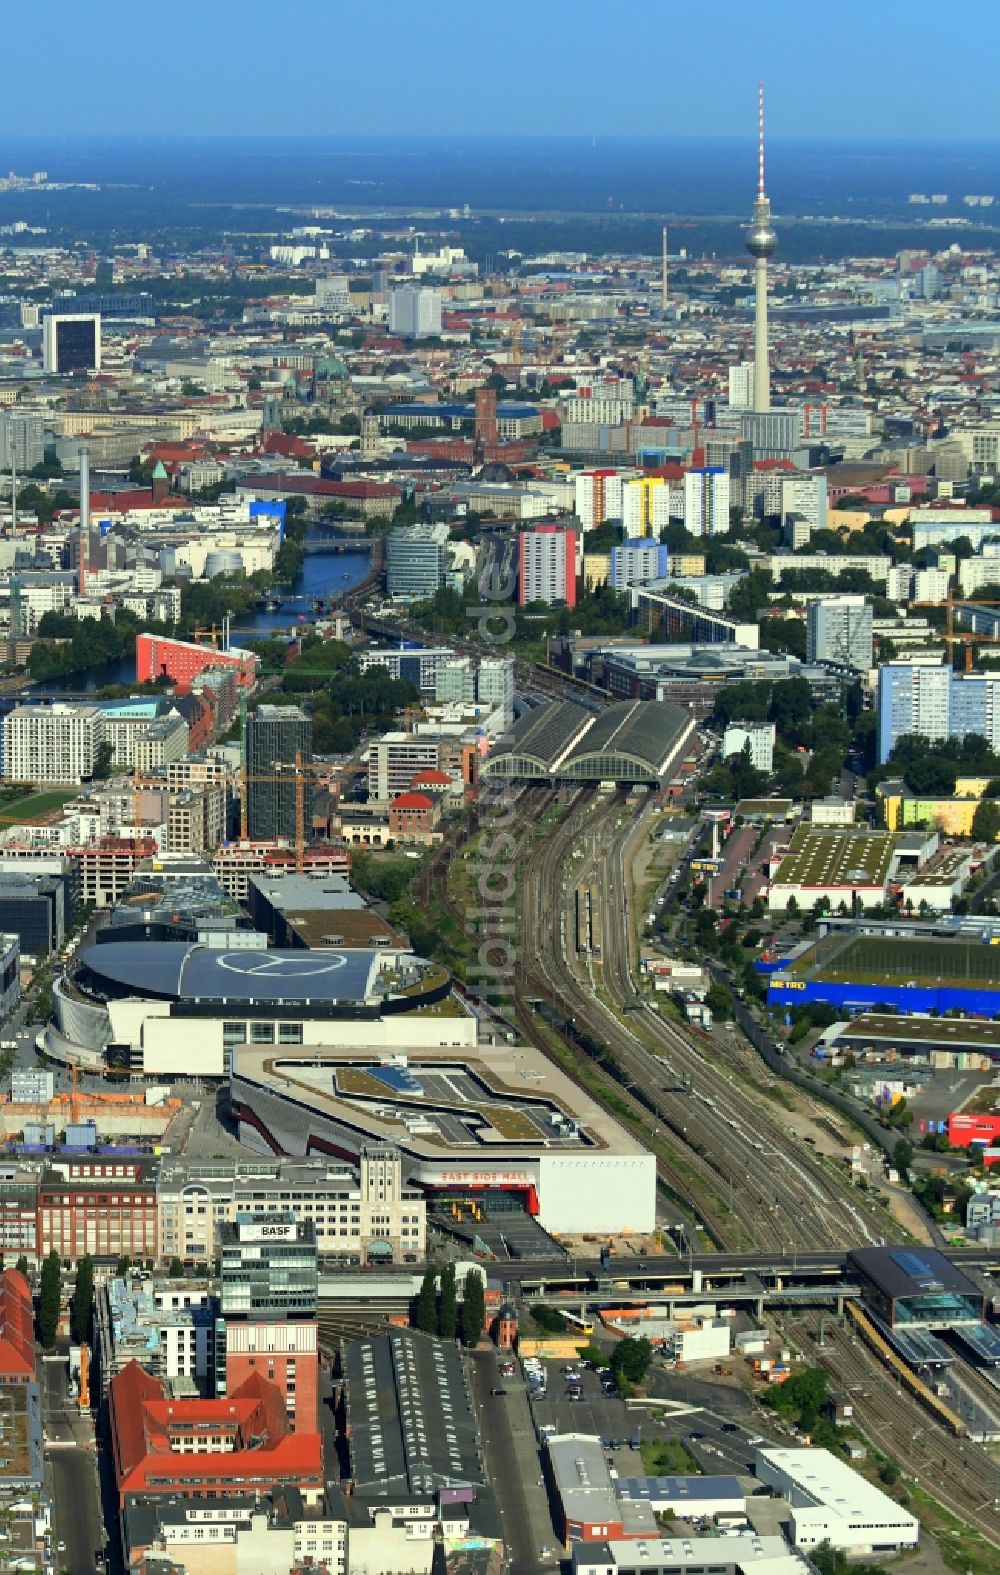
[240,473,400,519]
[107,1362,323,1509]
[257,431,317,464]
[408,767,452,795]
[84,490,188,515]
[388,790,440,844]
[0,1270,35,1383]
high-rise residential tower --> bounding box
[746,84,776,414]
[246,704,312,842]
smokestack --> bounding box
[78,446,90,596]
[661,224,668,314]
[9,447,15,536]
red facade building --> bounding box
[517,524,577,609]
[38,1159,158,1265]
[223,1320,319,1436]
[136,634,257,691]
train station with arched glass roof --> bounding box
[483,698,693,785]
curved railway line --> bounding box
[515,789,897,1253]
[415,783,903,1250]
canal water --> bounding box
[33,547,372,695]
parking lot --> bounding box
[528,1364,641,1455]
[510,1352,796,1483]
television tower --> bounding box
[746,83,776,413]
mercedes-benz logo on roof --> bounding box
[215,953,349,977]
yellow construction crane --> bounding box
[912,597,1000,673]
[129,757,329,872]
[238,753,329,868]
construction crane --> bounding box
[128,755,328,872]
[238,754,330,867]
[78,1342,90,1412]
[912,597,1000,672]
[509,318,522,372]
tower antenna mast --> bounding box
[746,82,776,414]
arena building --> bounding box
[229,1035,656,1236]
[43,939,450,1076]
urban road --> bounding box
[41,1356,106,1575]
[319,1247,1000,1289]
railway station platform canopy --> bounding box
[848,1247,985,1329]
[483,698,693,785]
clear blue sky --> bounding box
[7,0,999,140]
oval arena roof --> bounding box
[78,941,384,1006]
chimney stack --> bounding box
[78,446,90,596]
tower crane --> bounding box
[912,596,1000,673]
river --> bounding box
[32,547,372,695]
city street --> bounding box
[42,1356,106,1574]
[470,1350,558,1574]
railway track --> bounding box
[591,797,896,1252]
[786,1308,1000,1546]
[512,787,730,1236]
[516,789,896,1252]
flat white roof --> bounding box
[576,1535,810,1572]
[756,1447,918,1531]
[548,1433,619,1525]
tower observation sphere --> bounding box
[746,199,776,259]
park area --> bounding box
[0,788,77,824]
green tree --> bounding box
[14,1256,28,1278]
[92,740,114,780]
[168,1257,185,1278]
[462,1269,485,1348]
[610,1335,653,1385]
[115,1255,130,1278]
[705,983,731,1022]
[891,1138,914,1180]
[38,1249,61,1348]
[415,1267,437,1335]
[764,1365,827,1430]
[438,1262,457,1341]
[71,1254,94,1344]
[529,1304,568,1333]
[971,798,1000,842]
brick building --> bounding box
[39,1158,158,1264]
[388,790,440,844]
[0,1269,35,1383]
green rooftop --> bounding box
[791,932,1000,991]
[772,829,898,891]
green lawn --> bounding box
[640,1437,701,1475]
[0,789,77,821]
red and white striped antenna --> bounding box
[758,82,766,199]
